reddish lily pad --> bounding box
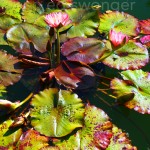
[0,0,22,20]
[106,126,137,150]
[0,119,22,149]
[61,37,106,64]
[139,19,150,34]
[16,129,49,150]
[54,61,96,89]
[6,23,49,54]
[22,0,44,24]
[99,11,139,36]
[111,70,150,114]
[30,88,85,137]
[140,35,150,48]
[65,8,99,38]
[0,51,22,86]
[102,41,149,70]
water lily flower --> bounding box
[109,29,129,48]
[45,12,72,28]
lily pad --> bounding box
[54,61,96,89]
[0,119,22,149]
[111,70,150,114]
[61,37,106,64]
[6,23,49,54]
[0,0,22,20]
[139,19,150,34]
[52,0,73,8]
[0,84,6,97]
[30,88,85,137]
[16,129,49,150]
[65,8,99,38]
[140,35,150,48]
[99,11,139,36]
[102,41,149,70]
[106,125,137,150]
[22,0,44,24]
[0,51,22,86]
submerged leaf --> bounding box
[111,70,150,114]
[139,19,150,34]
[102,41,149,70]
[6,23,49,54]
[30,88,85,137]
[65,8,99,38]
[54,61,96,89]
[99,11,139,36]
[0,51,22,86]
[16,129,49,149]
[61,37,106,64]
[0,119,22,149]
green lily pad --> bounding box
[0,51,22,86]
[22,0,44,24]
[65,8,99,38]
[30,88,85,137]
[54,61,96,89]
[6,23,49,54]
[51,0,73,8]
[111,70,150,114]
[99,11,139,36]
[0,0,22,20]
[0,119,22,149]
[0,84,6,97]
[61,37,106,64]
[16,129,49,150]
[102,41,149,70]
[106,125,137,150]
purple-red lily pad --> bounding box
[139,19,150,34]
[0,51,23,86]
[16,129,49,150]
[111,70,150,114]
[102,41,149,70]
[140,35,150,48]
[61,37,106,64]
[54,61,96,89]
[99,11,139,36]
[30,88,85,137]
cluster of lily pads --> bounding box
[0,0,150,149]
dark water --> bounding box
[5,0,150,149]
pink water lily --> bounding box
[45,12,72,28]
[109,29,129,48]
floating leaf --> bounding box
[0,51,22,86]
[0,119,22,149]
[106,125,137,150]
[16,129,49,149]
[111,70,150,114]
[102,41,149,70]
[6,23,49,54]
[30,88,85,137]
[139,19,150,34]
[0,0,22,20]
[52,0,73,8]
[0,84,6,97]
[140,35,150,48]
[99,11,139,36]
[22,0,44,24]
[61,37,106,64]
[65,8,99,38]
[54,61,96,89]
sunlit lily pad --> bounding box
[54,61,96,89]
[0,0,22,20]
[65,8,99,38]
[6,23,49,54]
[16,129,49,149]
[0,51,22,86]
[22,0,44,24]
[139,19,150,34]
[111,70,150,114]
[0,119,22,149]
[106,126,137,150]
[30,88,85,137]
[61,37,106,64]
[99,11,139,36]
[102,41,149,70]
